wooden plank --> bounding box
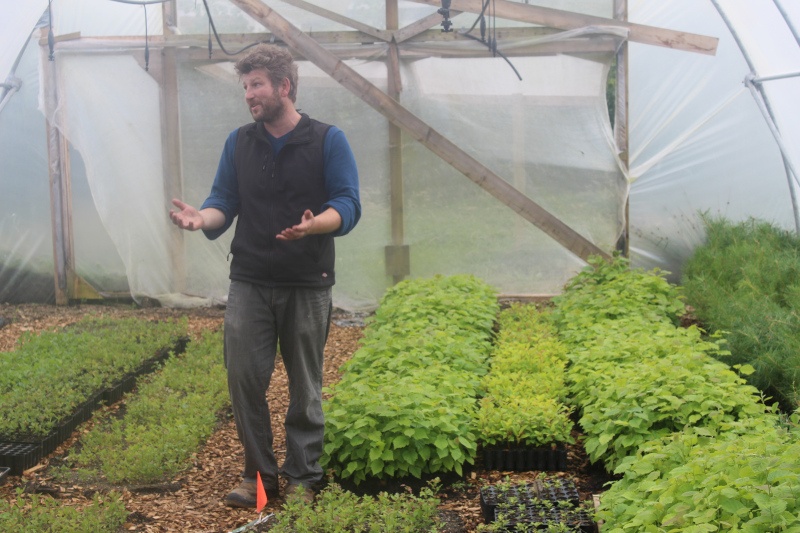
[228,0,611,263]
[408,0,719,55]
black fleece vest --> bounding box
[229,114,335,287]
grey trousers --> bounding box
[223,280,332,489]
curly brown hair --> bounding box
[234,44,298,103]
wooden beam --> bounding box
[227,0,611,263]
[408,0,719,55]
[40,29,103,303]
[45,26,611,58]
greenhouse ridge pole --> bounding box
[227,0,611,263]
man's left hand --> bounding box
[276,209,315,240]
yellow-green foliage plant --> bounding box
[475,304,574,449]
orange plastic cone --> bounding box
[256,472,267,513]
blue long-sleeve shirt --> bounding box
[200,125,361,241]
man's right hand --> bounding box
[169,199,205,231]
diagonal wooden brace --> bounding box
[228,0,612,263]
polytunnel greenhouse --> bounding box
[1,0,799,309]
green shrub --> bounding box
[64,330,228,484]
[475,304,573,449]
[0,316,187,440]
[598,414,800,532]
[322,275,498,484]
[682,216,800,409]
[267,480,442,532]
[0,489,128,532]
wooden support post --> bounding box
[385,0,410,283]
[227,0,610,263]
[40,29,104,303]
[161,0,187,294]
[40,29,74,304]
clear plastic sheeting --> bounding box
[1,0,630,309]
[628,0,800,280]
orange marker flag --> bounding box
[255,472,268,513]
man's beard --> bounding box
[249,92,285,123]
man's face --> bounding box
[242,69,285,123]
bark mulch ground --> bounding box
[0,303,612,532]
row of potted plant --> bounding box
[597,414,800,531]
[551,255,771,473]
[551,256,800,531]
[0,315,187,442]
[57,328,229,485]
[321,274,499,484]
[475,303,574,471]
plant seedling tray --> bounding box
[483,445,567,472]
[480,478,592,531]
[0,442,41,476]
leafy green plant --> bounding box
[62,329,228,484]
[475,394,573,447]
[0,315,186,440]
[682,215,800,409]
[322,275,498,484]
[551,254,685,346]
[598,414,800,532]
[553,255,773,472]
[324,367,480,482]
[266,480,443,532]
[475,304,573,450]
[0,488,128,532]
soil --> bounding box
[0,303,614,532]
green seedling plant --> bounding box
[598,414,800,532]
[682,215,800,410]
[266,479,443,532]
[322,275,499,484]
[0,315,186,440]
[0,488,128,532]
[61,329,228,484]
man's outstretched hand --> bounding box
[277,209,315,240]
[169,199,204,231]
